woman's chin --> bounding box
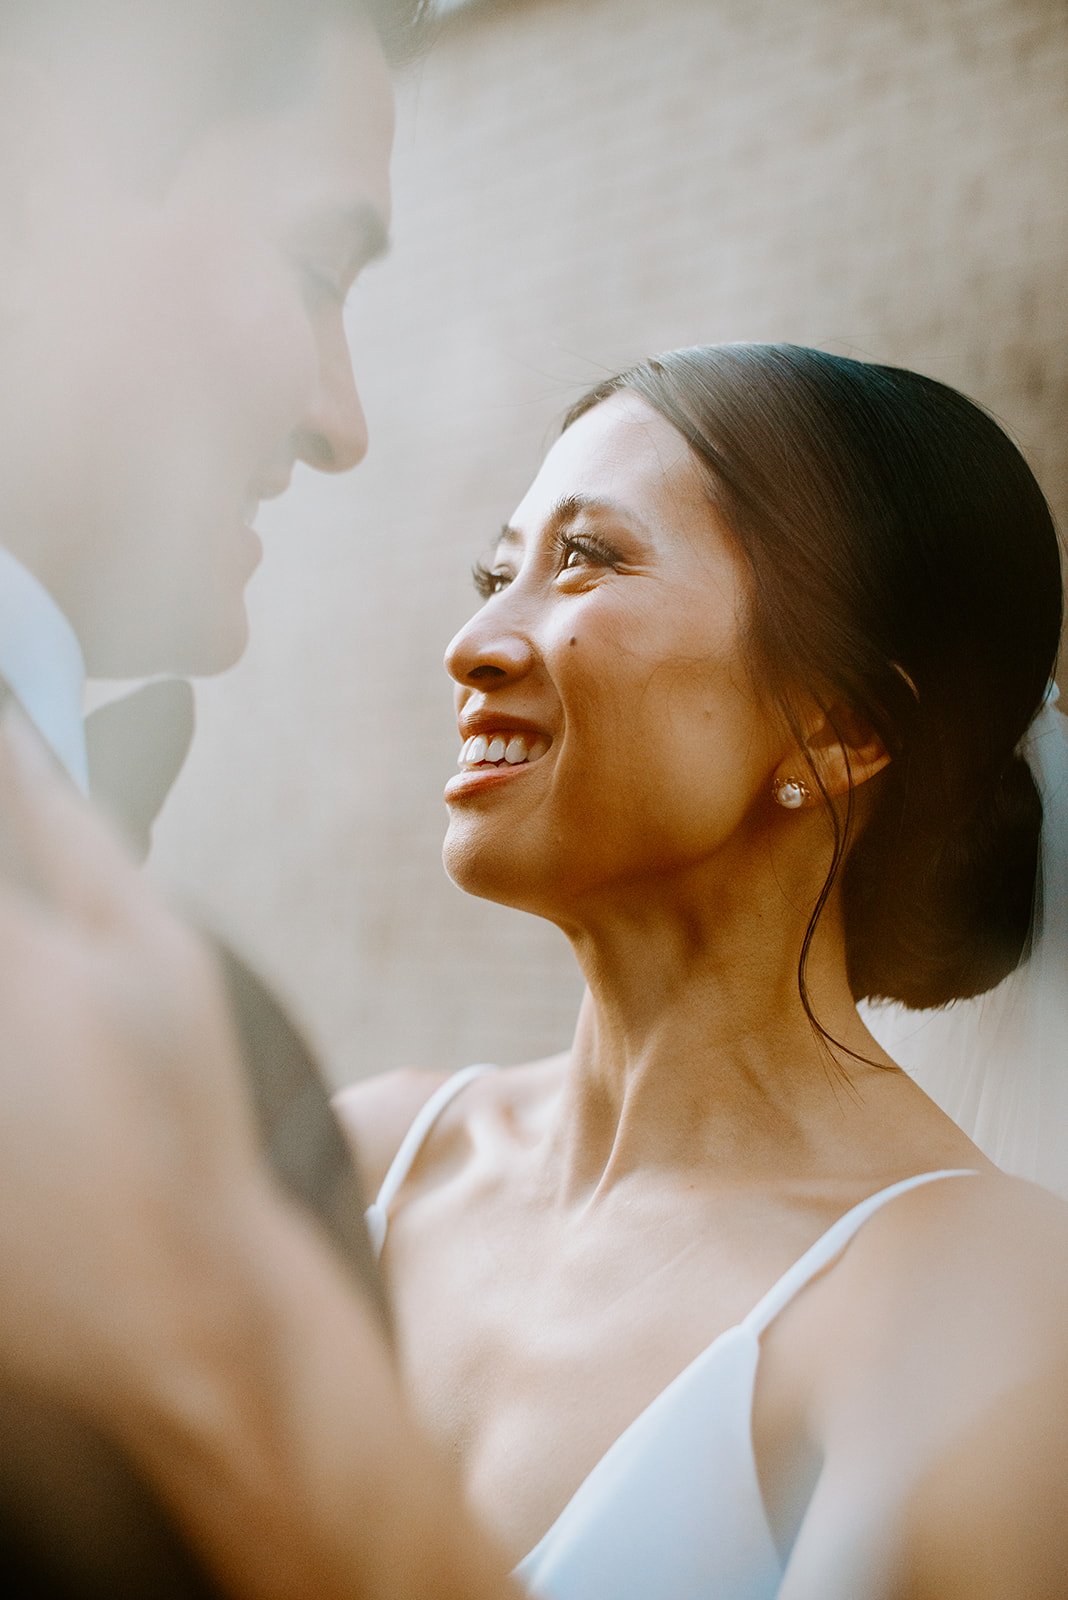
[442,850,517,905]
[442,831,552,913]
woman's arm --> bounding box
[776,1176,1068,1600]
[892,1352,1068,1600]
[777,1357,1068,1600]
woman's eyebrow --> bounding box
[497,494,653,550]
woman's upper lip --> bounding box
[457,710,553,741]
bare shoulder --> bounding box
[333,1068,454,1198]
[333,1052,567,1199]
[815,1172,1068,1436]
[843,1169,1068,1308]
[779,1178,1068,1596]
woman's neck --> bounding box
[541,860,900,1208]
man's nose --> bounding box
[294,333,368,474]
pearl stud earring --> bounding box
[773,776,810,809]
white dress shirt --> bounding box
[0,544,88,791]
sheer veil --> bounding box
[860,686,1068,1201]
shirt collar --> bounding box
[0,544,89,791]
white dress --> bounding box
[366,1064,977,1599]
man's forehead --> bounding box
[187,24,393,255]
[270,19,394,224]
[5,2,394,218]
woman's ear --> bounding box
[772,703,890,808]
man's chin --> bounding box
[185,611,251,677]
[86,608,250,680]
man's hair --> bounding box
[1,0,434,132]
[360,0,435,62]
[1,0,433,63]
[1,0,433,183]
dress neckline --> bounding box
[514,1322,763,1575]
[514,1166,978,1574]
[362,1068,978,1579]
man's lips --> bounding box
[241,472,293,530]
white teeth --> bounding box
[456,731,550,770]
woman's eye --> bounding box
[471,536,618,599]
[557,536,618,577]
[472,561,512,599]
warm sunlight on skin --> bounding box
[0,16,393,678]
[439,389,875,1054]
[354,402,1009,1581]
[441,388,905,1140]
[444,392,789,923]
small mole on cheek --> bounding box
[569,636,578,647]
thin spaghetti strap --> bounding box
[365,1063,497,1258]
[741,1168,980,1340]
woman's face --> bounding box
[443,391,785,917]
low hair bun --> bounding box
[845,750,1043,1009]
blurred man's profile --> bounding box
[0,0,398,680]
[0,1,423,1593]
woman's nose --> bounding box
[444,607,536,689]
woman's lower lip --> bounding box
[444,761,543,801]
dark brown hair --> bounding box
[566,345,1063,1011]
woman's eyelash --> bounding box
[555,532,619,570]
[471,534,620,599]
[472,560,511,599]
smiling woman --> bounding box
[339,342,1068,1600]
[443,388,786,920]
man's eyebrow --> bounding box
[496,494,651,548]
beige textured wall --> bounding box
[149,0,1068,1086]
